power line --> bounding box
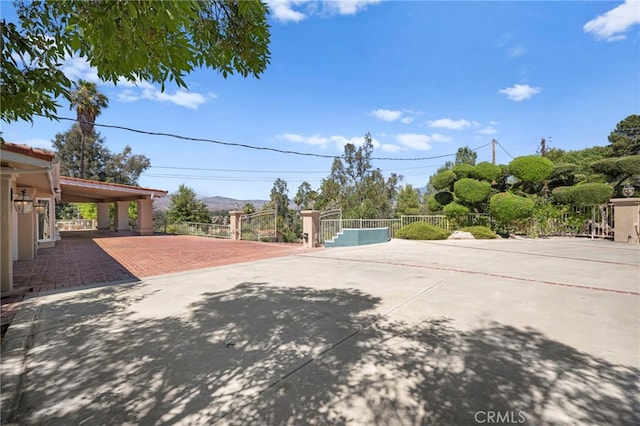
[495,139,514,159]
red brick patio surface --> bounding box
[1,231,305,339]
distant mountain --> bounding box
[152,195,270,212]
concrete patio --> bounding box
[1,237,639,425]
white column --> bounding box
[115,201,130,232]
[96,202,110,230]
[1,177,13,292]
[136,199,154,236]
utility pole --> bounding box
[491,138,496,165]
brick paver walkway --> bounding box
[1,231,305,339]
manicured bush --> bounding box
[489,192,535,223]
[431,170,457,191]
[551,186,572,204]
[395,222,451,240]
[452,163,475,179]
[443,202,469,219]
[592,155,640,178]
[434,191,454,206]
[459,226,497,239]
[569,183,613,206]
[508,155,554,182]
[426,196,443,213]
[473,161,502,182]
[454,178,492,204]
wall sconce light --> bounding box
[34,200,47,214]
[14,189,33,214]
[622,184,635,198]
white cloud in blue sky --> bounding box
[498,84,541,102]
[584,0,640,42]
[267,0,381,23]
[427,118,472,130]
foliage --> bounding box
[167,184,211,224]
[243,203,256,214]
[434,191,454,206]
[591,155,640,192]
[270,178,290,220]
[455,146,477,166]
[531,203,569,237]
[4,0,271,122]
[426,196,442,213]
[443,202,469,218]
[52,125,150,185]
[489,193,535,224]
[557,146,610,174]
[508,156,554,183]
[459,226,497,239]
[454,178,492,204]
[452,163,475,179]
[551,186,572,204]
[431,170,456,191]
[608,114,640,157]
[548,163,579,189]
[77,202,97,220]
[396,184,422,216]
[472,162,502,182]
[395,222,451,240]
[294,181,316,210]
[317,133,400,218]
[569,183,613,206]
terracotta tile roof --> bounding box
[0,141,55,162]
[60,176,168,194]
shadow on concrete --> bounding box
[5,283,638,425]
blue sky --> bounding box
[3,0,639,200]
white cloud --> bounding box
[489,121,500,125]
[584,0,640,42]
[379,144,404,153]
[267,0,381,23]
[431,133,452,143]
[141,88,209,110]
[330,135,381,150]
[278,133,329,147]
[370,109,403,122]
[400,116,414,124]
[396,133,432,151]
[427,118,472,130]
[476,126,498,135]
[61,56,100,83]
[498,84,541,101]
[15,138,52,150]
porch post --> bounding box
[301,210,321,248]
[115,201,130,232]
[16,188,36,261]
[229,210,243,240]
[1,177,13,292]
[136,198,154,236]
[96,202,110,230]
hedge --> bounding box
[434,191,454,206]
[443,202,469,218]
[489,192,535,223]
[395,222,451,240]
[459,226,497,239]
[426,196,443,213]
[569,183,613,206]
[454,178,492,204]
[452,163,475,179]
[551,186,572,204]
[508,155,554,182]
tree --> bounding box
[243,203,256,214]
[270,178,290,220]
[70,80,108,178]
[608,114,640,157]
[167,184,210,224]
[294,182,316,211]
[508,156,554,183]
[396,184,422,216]
[52,125,150,185]
[2,0,271,123]
[455,146,477,166]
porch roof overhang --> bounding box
[59,176,168,203]
[0,142,60,199]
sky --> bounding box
[2,0,639,200]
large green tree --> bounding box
[395,184,422,216]
[70,79,108,178]
[2,0,271,123]
[608,114,640,157]
[455,146,477,166]
[167,184,211,224]
[52,125,150,185]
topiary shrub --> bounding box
[489,192,535,224]
[459,225,497,239]
[569,183,613,206]
[426,196,443,213]
[452,163,475,179]
[454,178,492,204]
[434,191,454,206]
[473,162,502,182]
[395,222,451,240]
[551,186,572,204]
[431,170,457,190]
[508,155,554,182]
[443,202,469,219]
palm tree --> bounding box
[70,80,108,178]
